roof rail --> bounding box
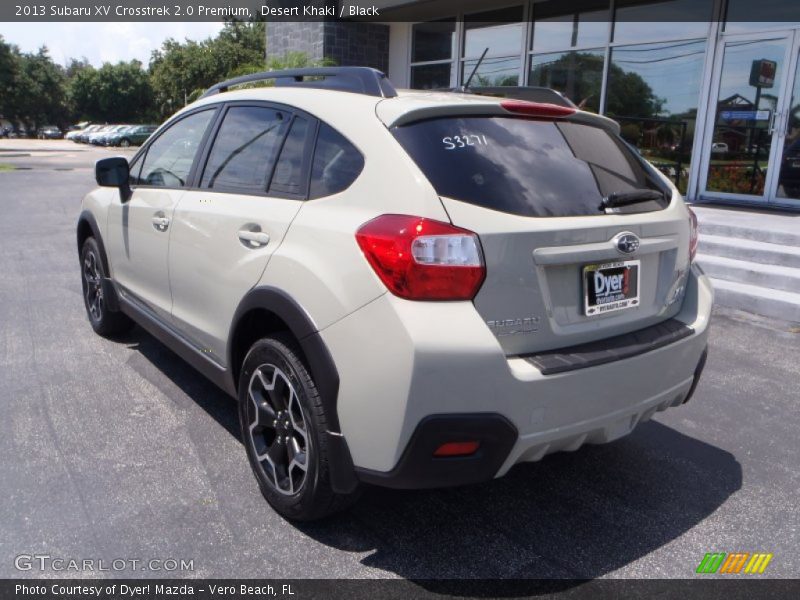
[199,67,398,99]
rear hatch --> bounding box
[388,104,692,355]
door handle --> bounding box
[768,110,780,135]
[151,214,170,232]
[238,230,270,248]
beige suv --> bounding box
[77,68,712,520]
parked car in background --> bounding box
[70,125,95,143]
[74,125,104,143]
[85,125,116,145]
[66,123,92,141]
[99,125,133,146]
[38,126,63,139]
[711,142,729,154]
[106,124,157,147]
[11,127,32,138]
[90,125,129,146]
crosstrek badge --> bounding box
[584,260,641,316]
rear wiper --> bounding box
[600,189,665,211]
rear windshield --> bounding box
[392,116,670,218]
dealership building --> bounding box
[266,0,800,209]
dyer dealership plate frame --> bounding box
[583,260,641,316]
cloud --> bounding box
[0,22,225,67]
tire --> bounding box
[80,237,133,337]
[238,333,360,521]
[120,138,131,148]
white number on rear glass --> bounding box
[442,135,488,150]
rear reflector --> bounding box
[433,441,481,457]
[356,214,485,301]
[501,99,576,118]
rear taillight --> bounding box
[355,214,485,301]
[500,99,576,118]
[688,207,699,262]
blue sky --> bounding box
[0,22,225,67]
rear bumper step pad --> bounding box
[522,318,694,375]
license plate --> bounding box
[583,260,640,316]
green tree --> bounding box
[68,60,154,123]
[0,36,18,121]
[605,62,664,119]
[94,61,154,122]
[9,46,68,128]
[68,64,100,120]
[530,52,605,112]
[530,52,663,117]
[149,20,267,118]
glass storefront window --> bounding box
[613,0,713,43]
[607,40,706,118]
[463,7,524,58]
[606,40,707,192]
[529,50,605,112]
[411,19,456,63]
[411,63,453,89]
[725,0,800,34]
[410,18,455,89]
[776,51,800,200]
[462,56,521,87]
[531,1,611,52]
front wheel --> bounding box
[120,138,131,148]
[238,334,359,520]
[80,237,133,336]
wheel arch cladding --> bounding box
[77,210,110,273]
[228,286,358,494]
[77,210,120,311]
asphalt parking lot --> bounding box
[0,140,798,582]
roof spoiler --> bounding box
[438,86,577,109]
[199,67,398,99]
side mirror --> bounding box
[95,157,132,202]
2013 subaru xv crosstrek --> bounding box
[77,67,712,521]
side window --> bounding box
[201,106,288,193]
[269,116,310,196]
[309,123,364,199]
[138,109,214,188]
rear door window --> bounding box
[201,106,288,194]
[269,116,312,197]
[391,116,669,217]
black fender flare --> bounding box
[227,286,358,494]
[77,210,120,312]
[77,210,109,273]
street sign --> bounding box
[750,59,777,88]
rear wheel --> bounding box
[80,237,133,336]
[238,334,359,520]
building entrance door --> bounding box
[699,30,800,207]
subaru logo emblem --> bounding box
[614,232,640,255]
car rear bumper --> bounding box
[322,264,713,486]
